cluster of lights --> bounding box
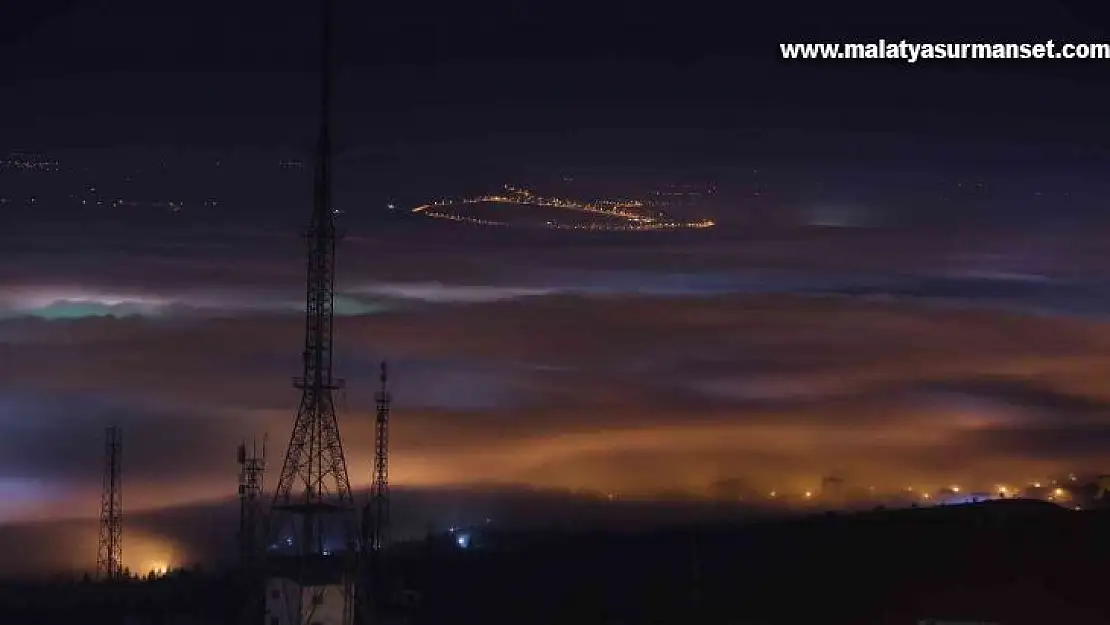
[412,185,715,232]
[594,477,1089,513]
[544,220,713,232]
[412,209,509,227]
[756,475,1085,507]
[497,185,649,216]
[61,185,198,212]
[448,526,472,549]
[0,152,59,171]
[0,158,231,214]
[66,197,192,212]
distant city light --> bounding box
[410,185,714,232]
[715,475,1098,510]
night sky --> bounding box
[4,0,1110,574]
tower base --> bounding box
[264,576,354,625]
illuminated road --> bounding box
[412,185,715,232]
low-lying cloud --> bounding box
[5,223,1110,572]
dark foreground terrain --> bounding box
[3,499,1109,624]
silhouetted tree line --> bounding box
[3,500,1110,624]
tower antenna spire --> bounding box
[266,0,361,622]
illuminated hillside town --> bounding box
[411,185,716,231]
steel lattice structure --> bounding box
[370,362,391,554]
[96,425,122,580]
[268,0,359,574]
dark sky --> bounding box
[5,0,1110,191]
[5,0,1110,575]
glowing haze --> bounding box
[5,219,1110,574]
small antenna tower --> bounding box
[238,435,267,568]
[370,362,391,555]
[96,425,123,580]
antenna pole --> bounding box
[370,362,392,556]
[96,425,123,580]
[266,1,362,623]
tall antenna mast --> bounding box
[266,0,360,623]
[96,425,122,580]
[271,0,350,544]
[370,362,391,555]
